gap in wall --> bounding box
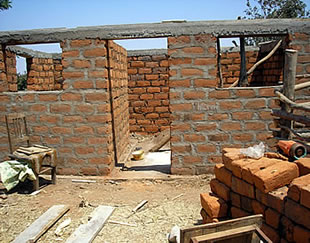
[115,38,172,176]
[218,35,286,87]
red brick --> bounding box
[244,99,266,109]
[168,36,191,44]
[200,193,228,218]
[219,100,242,110]
[140,94,153,100]
[209,90,230,99]
[295,158,310,176]
[293,225,310,243]
[170,58,192,65]
[261,223,280,243]
[300,184,310,209]
[170,103,192,111]
[259,88,275,97]
[72,81,94,89]
[85,93,108,102]
[171,123,191,131]
[62,71,84,79]
[183,47,204,54]
[38,94,58,102]
[50,104,71,113]
[73,60,91,68]
[87,114,111,123]
[232,111,254,120]
[51,126,72,134]
[280,216,294,242]
[214,164,232,187]
[220,122,241,131]
[147,87,160,93]
[145,74,158,80]
[210,179,230,201]
[183,155,203,163]
[88,137,107,145]
[63,116,84,123]
[169,79,191,87]
[184,134,205,142]
[245,121,266,130]
[74,126,94,134]
[196,123,217,131]
[230,191,241,207]
[252,200,266,216]
[241,157,281,184]
[232,176,255,198]
[197,144,216,153]
[75,146,95,155]
[266,208,281,229]
[222,149,242,171]
[208,114,228,121]
[75,104,95,113]
[194,58,216,65]
[89,70,108,78]
[235,89,256,97]
[184,91,205,99]
[70,39,92,47]
[232,133,253,142]
[193,78,217,87]
[61,93,82,101]
[231,207,250,218]
[30,104,47,112]
[253,161,298,193]
[62,50,79,57]
[81,167,98,175]
[83,48,106,57]
[230,158,257,178]
[172,145,191,153]
[285,199,310,229]
[181,68,203,76]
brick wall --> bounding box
[168,33,310,175]
[27,57,63,91]
[0,39,129,176]
[220,42,285,87]
[108,40,129,161]
[127,49,170,134]
[0,48,17,92]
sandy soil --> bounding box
[0,175,212,243]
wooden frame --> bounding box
[180,215,271,243]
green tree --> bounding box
[244,0,310,19]
[0,0,12,11]
[17,72,27,91]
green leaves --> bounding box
[0,0,12,11]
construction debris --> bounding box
[55,218,71,236]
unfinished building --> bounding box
[0,19,309,176]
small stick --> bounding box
[132,200,148,213]
[171,193,183,201]
[72,179,96,183]
[108,220,137,227]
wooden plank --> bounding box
[272,109,310,126]
[13,205,69,243]
[66,205,114,243]
[191,225,256,243]
[180,214,263,243]
[149,129,170,152]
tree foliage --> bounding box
[17,73,27,91]
[244,0,310,19]
[0,0,12,11]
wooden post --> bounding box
[217,38,223,88]
[238,37,248,87]
[280,49,298,138]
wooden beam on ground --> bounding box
[13,205,69,243]
[66,205,114,243]
[149,129,170,152]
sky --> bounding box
[0,0,309,72]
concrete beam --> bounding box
[127,48,167,57]
[6,46,61,59]
[0,19,309,45]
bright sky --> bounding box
[0,0,309,72]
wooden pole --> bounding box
[217,38,224,88]
[280,49,298,138]
[238,37,248,87]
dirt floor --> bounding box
[0,175,212,243]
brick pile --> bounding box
[200,149,310,242]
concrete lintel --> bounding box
[127,48,167,57]
[0,19,309,45]
[6,45,61,59]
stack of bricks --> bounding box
[27,57,63,91]
[127,49,169,134]
[200,148,310,242]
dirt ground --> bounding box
[0,175,212,243]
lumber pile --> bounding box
[200,148,310,243]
